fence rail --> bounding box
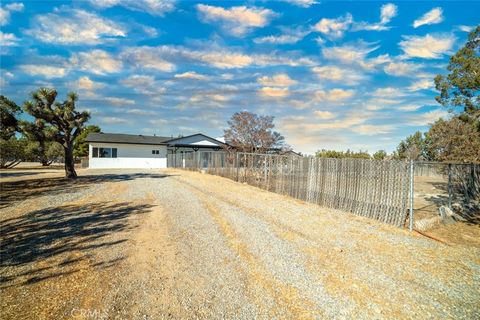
[168,152,411,227]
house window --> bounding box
[99,148,111,158]
[92,147,117,158]
[152,150,160,155]
[152,150,155,154]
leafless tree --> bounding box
[224,111,285,153]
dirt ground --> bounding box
[1,167,479,319]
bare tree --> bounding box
[224,111,285,153]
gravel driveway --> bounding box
[1,168,479,319]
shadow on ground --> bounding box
[0,201,153,287]
[424,181,480,224]
[0,172,44,178]
[0,172,172,209]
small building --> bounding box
[85,132,227,169]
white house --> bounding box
[85,132,227,169]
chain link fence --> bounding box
[168,151,411,227]
[414,162,480,224]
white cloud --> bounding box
[254,34,301,45]
[71,50,123,75]
[383,61,421,76]
[372,87,405,98]
[352,124,394,135]
[196,4,276,36]
[314,88,355,102]
[398,104,423,111]
[0,2,23,26]
[70,76,106,91]
[399,34,455,59]
[408,109,449,125]
[312,66,365,84]
[353,3,397,31]
[121,75,155,88]
[174,71,208,80]
[314,111,336,119]
[282,112,368,132]
[0,31,19,46]
[121,46,176,72]
[289,99,312,110]
[88,0,175,17]
[0,71,13,87]
[254,27,309,44]
[257,73,297,87]
[321,42,389,70]
[120,74,166,95]
[258,87,290,98]
[27,9,125,45]
[20,65,67,78]
[413,7,443,28]
[457,25,474,32]
[380,3,397,24]
[126,109,157,116]
[120,45,315,70]
[313,13,353,40]
[282,0,318,8]
[104,97,135,106]
[149,119,168,125]
[322,43,376,63]
[407,79,433,91]
[101,116,129,124]
[191,93,229,103]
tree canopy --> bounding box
[74,124,101,158]
[434,25,480,122]
[224,111,285,153]
[396,27,480,163]
[315,149,371,159]
[0,95,22,140]
[24,88,90,178]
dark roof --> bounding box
[85,133,172,145]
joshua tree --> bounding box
[24,88,90,178]
[20,119,55,166]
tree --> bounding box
[315,149,371,159]
[373,150,387,160]
[0,95,22,140]
[24,88,90,178]
[0,137,27,168]
[393,131,431,161]
[74,124,101,158]
[434,26,480,126]
[224,111,285,153]
[425,117,480,163]
[20,119,55,166]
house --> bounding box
[85,132,227,169]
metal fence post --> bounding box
[409,160,414,231]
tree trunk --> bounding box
[64,143,77,179]
[39,141,49,166]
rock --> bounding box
[439,206,456,225]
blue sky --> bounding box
[0,1,478,154]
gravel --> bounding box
[1,168,479,319]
